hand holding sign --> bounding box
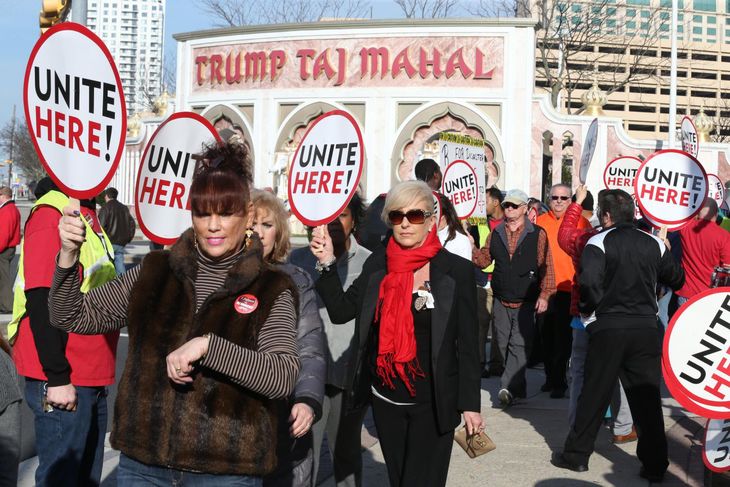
[288,111,364,226]
[24,23,126,198]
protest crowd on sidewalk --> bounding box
[4,8,730,487]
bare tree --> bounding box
[199,0,371,26]
[393,0,459,18]
[470,0,670,114]
[0,121,45,183]
[712,99,730,143]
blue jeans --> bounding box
[112,244,126,275]
[117,454,263,486]
[24,379,107,487]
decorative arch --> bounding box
[391,101,504,189]
[200,103,255,164]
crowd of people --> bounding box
[0,142,729,486]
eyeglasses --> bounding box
[551,195,570,201]
[388,209,433,225]
[502,202,524,210]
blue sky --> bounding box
[0,1,408,160]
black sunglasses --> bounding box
[388,209,433,225]
[551,195,570,201]
[502,202,524,210]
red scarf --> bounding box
[375,225,442,396]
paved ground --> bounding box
[4,197,722,486]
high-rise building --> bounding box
[533,0,730,141]
[86,0,166,113]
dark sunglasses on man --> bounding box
[502,202,524,210]
[388,209,433,225]
[551,195,570,201]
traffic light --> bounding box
[39,0,70,35]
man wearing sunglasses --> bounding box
[473,189,556,406]
[537,184,590,399]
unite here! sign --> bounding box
[663,289,730,417]
[24,23,126,198]
[634,150,708,227]
[438,132,487,223]
[681,116,699,158]
[288,110,364,227]
[441,160,478,219]
[135,112,221,245]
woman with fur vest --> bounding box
[49,141,300,486]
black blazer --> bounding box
[316,247,480,434]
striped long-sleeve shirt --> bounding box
[49,250,300,399]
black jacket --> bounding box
[315,247,480,434]
[579,223,685,328]
[98,199,135,246]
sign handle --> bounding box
[658,225,668,241]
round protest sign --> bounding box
[579,118,598,184]
[441,160,478,219]
[23,22,126,198]
[704,419,730,472]
[681,116,699,158]
[708,174,726,206]
[134,112,221,245]
[288,110,364,227]
[634,150,708,226]
[603,156,642,192]
[663,360,730,419]
[663,288,730,410]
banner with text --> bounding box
[24,23,126,198]
[634,150,708,227]
[135,112,221,245]
[288,110,364,226]
[438,132,486,223]
[663,288,730,417]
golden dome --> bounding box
[153,90,170,116]
[127,112,141,138]
[694,105,714,143]
[582,75,607,117]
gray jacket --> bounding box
[275,263,326,420]
[0,349,21,413]
[289,236,371,388]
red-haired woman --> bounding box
[50,142,300,486]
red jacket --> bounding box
[13,205,118,386]
[557,203,598,316]
[0,200,21,251]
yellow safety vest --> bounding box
[7,191,117,342]
[478,221,495,274]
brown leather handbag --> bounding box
[454,426,496,459]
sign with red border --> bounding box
[134,112,221,245]
[634,149,708,227]
[23,22,126,198]
[708,174,726,207]
[288,110,364,227]
[441,160,479,219]
[663,288,730,413]
[681,116,699,158]
[603,156,642,192]
[703,418,730,472]
[579,118,598,184]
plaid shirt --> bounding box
[472,220,556,308]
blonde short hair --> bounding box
[250,189,291,263]
[381,180,435,226]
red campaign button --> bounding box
[234,294,258,314]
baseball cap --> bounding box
[503,189,529,206]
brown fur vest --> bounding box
[111,229,296,475]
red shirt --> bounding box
[677,218,730,298]
[0,200,21,251]
[13,205,118,386]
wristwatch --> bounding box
[315,257,337,274]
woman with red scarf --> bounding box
[311,181,483,487]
